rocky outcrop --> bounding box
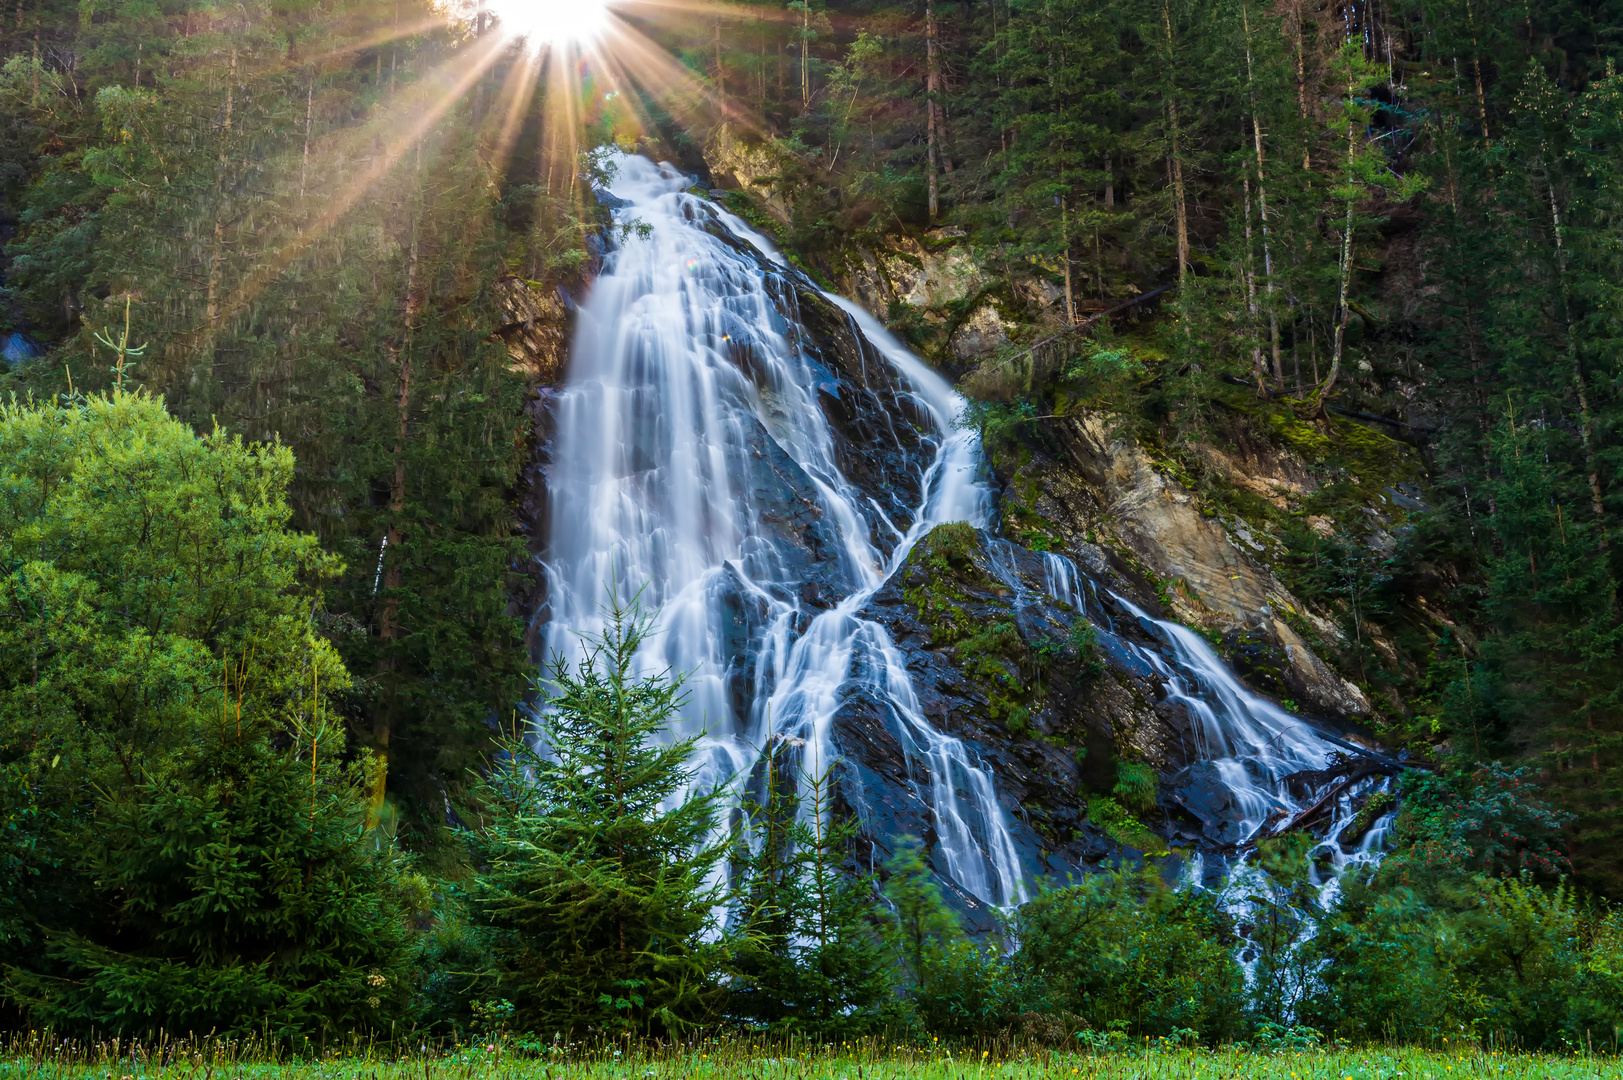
[1000,413,1372,720]
[494,276,570,383]
[702,124,795,225]
[834,522,1214,926]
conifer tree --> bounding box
[470,594,727,1037]
[728,749,897,1037]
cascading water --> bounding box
[539,151,1392,921]
[1038,555,1398,892]
[538,154,1026,907]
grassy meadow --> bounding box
[4,1033,1620,1080]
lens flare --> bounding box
[486,0,612,48]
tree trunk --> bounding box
[714,18,725,108]
[1162,1,1187,283]
[1544,164,1609,552]
[372,141,424,827]
[1313,92,1357,413]
[299,72,314,200]
[1465,0,1490,141]
[1243,172,1266,394]
[1315,200,1355,412]
[205,49,238,332]
[1060,196,1073,325]
[1103,153,1113,207]
[1169,145,1188,284]
[1241,1,1282,386]
[1294,0,1309,168]
[925,0,939,220]
[472,0,487,122]
[800,4,809,113]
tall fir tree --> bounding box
[469,594,726,1037]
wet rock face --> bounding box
[783,280,936,552]
[830,523,1208,920]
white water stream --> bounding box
[539,152,1390,915]
[1041,557,1395,892]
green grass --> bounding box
[5,1034,1621,1080]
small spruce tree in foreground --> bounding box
[728,750,898,1037]
[470,595,726,1037]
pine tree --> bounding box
[728,749,897,1037]
[470,594,727,1037]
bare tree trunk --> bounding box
[1465,0,1490,141]
[299,72,314,200]
[1316,199,1355,411]
[1241,1,1282,385]
[1162,1,1187,283]
[714,17,725,107]
[1545,165,1608,550]
[926,0,939,219]
[205,49,238,331]
[373,140,425,827]
[800,3,809,113]
[1294,0,1310,168]
[1103,153,1113,207]
[389,0,399,96]
[1313,86,1358,413]
[1169,144,1188,283]
[1243,172,1266,394]
[472,0,487,122]
[1060,195,1074,325]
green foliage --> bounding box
[1084,796,1167,856]
[727,759,899,1038]
[1380,765,1574,886]
[468,594,727,1037]
[1112,760,1158,816]
[0,390,415,1037]
[880,836,1018,1037]
[1014,867,1246,1041]
[1310,873,1623,1048]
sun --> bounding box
[485,0,613,48]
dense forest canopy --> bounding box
[2,0,1623,1047]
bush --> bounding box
[1014,866,1246,1042]
[881,836,1021,1037]
[1309,873,1623,1047]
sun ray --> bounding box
[484,46,543,181]
[208,31,516,340]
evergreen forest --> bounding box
[3,0,1623,1055]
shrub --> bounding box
[1014,866,1245,1042]
[1308,873,1623,1047]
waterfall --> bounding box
[540,151,1389,918]
[538,154,1026,907]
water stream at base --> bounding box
[538,152,1390,915]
